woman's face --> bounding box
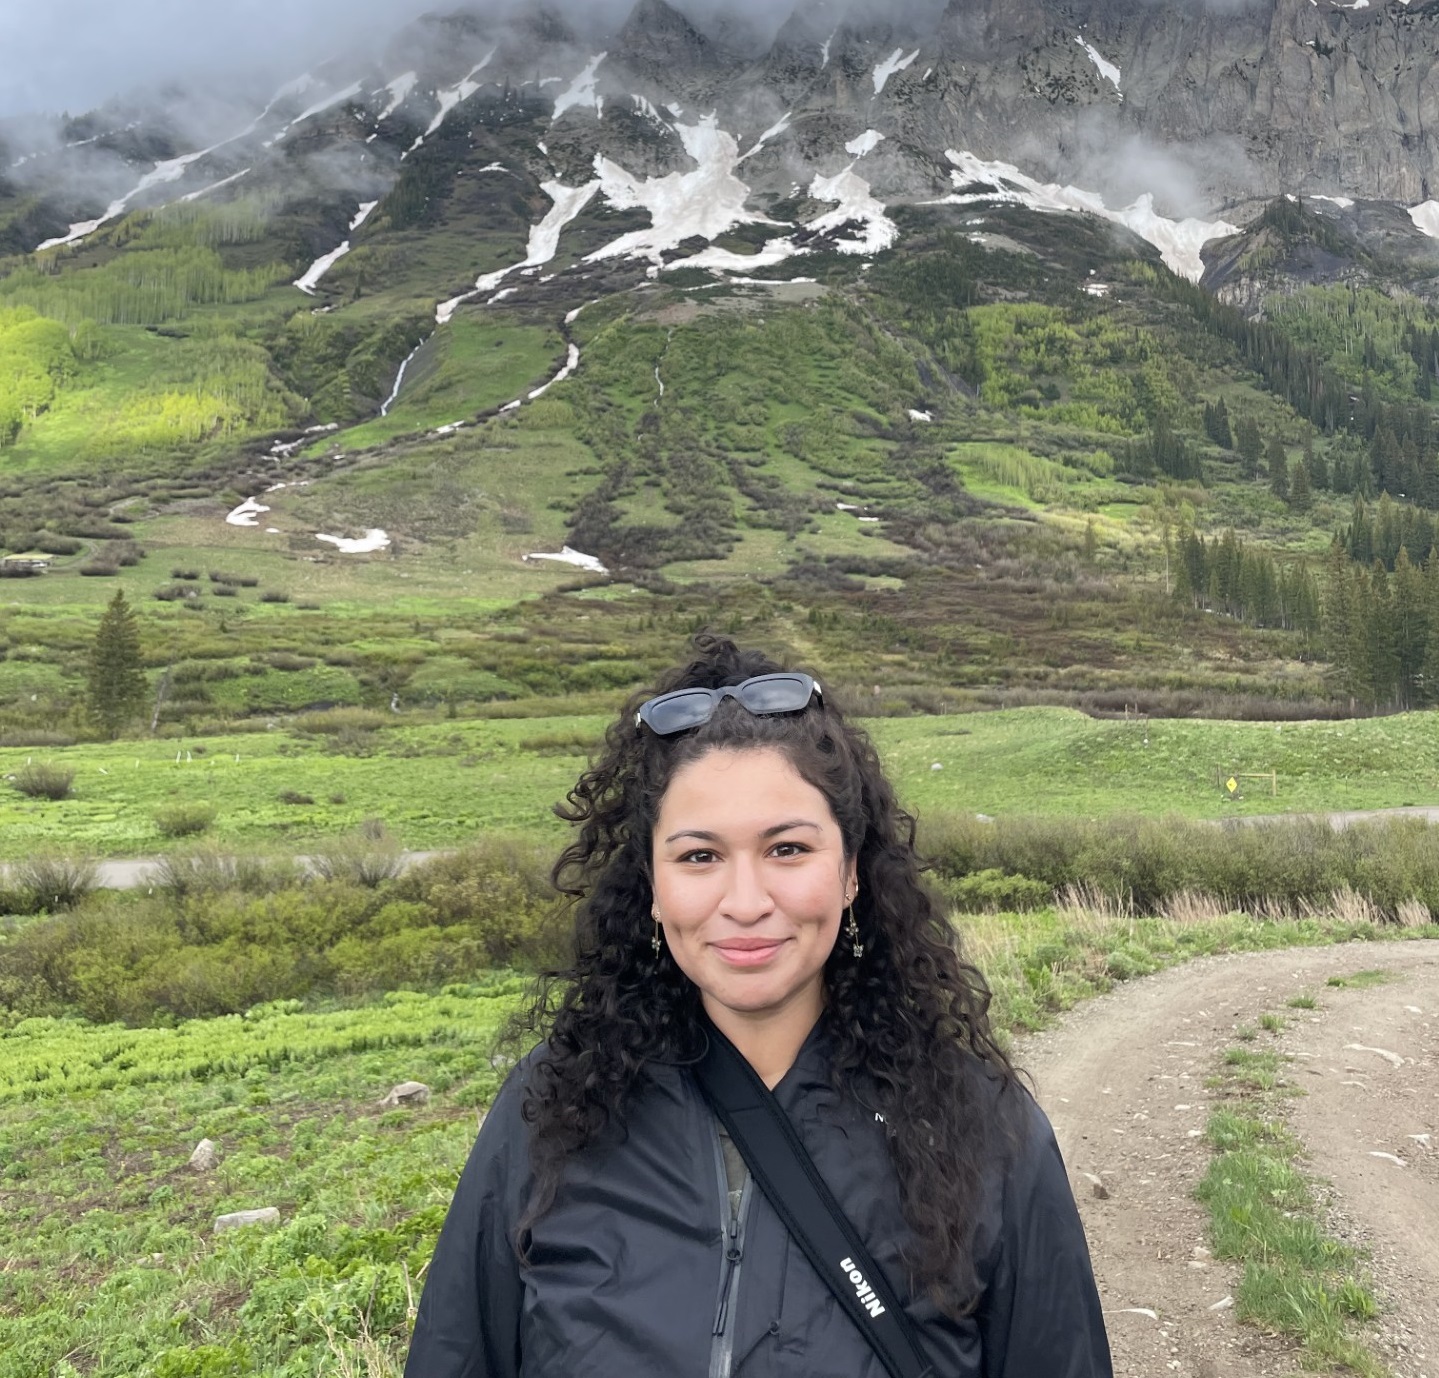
[651,746,856,1030]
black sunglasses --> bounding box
[636,672,822,736]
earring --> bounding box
[651,909,663,957]
[846,903,863,960]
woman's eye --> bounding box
[679,849,717,865]
[771,841,811,858]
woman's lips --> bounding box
[712,939,786,967]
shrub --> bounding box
[154,802,218,838]
[293,707,387,735]
[78,561,119,577]
[14,850,98,911]
[0,730,74,748]
[154,845,300,900]
[260,590,291,604]
[278,790,314,806]
[395,836,563,967]
[308,821,404,888]
[172,568,201,580]
[11,762,75,800]
[154,583,201,602]
[941,868,1051,912]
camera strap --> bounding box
[692,1022,934,1378]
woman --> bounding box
[405,636,1112,1377]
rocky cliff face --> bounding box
[9,0,1439,293]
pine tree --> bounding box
[86,589,148,739]
[1235,418,1263,478]
[1289,457,1312,512]
[1267,436,1290,501]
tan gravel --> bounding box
[1018,940,1439,1378]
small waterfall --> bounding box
[381,336,428,416]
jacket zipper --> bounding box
[708,1124,752,1378]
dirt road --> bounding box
[1023,940,1439,1378]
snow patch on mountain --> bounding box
[295,241,353,294]
[845,130,885,158]
[526,547,608,574]
[554,54,607,122]
[940,151,1237,282]
[740,112,792,162]
[873,49,920,95]
[316,530,391,554]
[1076,37,1121,95]
[227,498,271,528]
[37,144,218,249]
[438,178,602,322]
[181,169,251,202]
[350,201,379,231]
[410,54,495,154]
[809,166,898,253]
[529,343,581,400]
[267,81,363,145]
[585,115,777,269]
[1409,201,1439,238]
[377,72,418,122]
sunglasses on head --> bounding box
[636,672,822,736]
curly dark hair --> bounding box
[517,633,1020,1312]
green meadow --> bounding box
[4,706,1439,860]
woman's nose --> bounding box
[721,856,773,922]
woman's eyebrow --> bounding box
[662,820,822,845]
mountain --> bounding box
[7,0,1439,726]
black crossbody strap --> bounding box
[692,1024,933,1378]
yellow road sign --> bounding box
[1226,777,1239,795]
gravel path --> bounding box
[1021,940,1439,1378]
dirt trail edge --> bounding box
[1020,940,1439,1378]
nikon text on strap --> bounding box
[692,1022,933,1378]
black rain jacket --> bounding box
[405,1023,1113,1378]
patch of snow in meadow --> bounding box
[873,49,920,95]
[529,343,581,400]
[554,55,607,121]
[315,530,391,554]
[845,130,885,158]
[939,150,1238,282]
[227,498,270,528]
[1312,194,1356,209]
[1410,202,1439,238]
[1076,37,1122,94]
[377,72,418,122]
[438,178,601,322]
[909,409,933,422]
[526,547,608,574]
[409,54,495,155]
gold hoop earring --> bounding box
[651,909,663,957]
[846,904,863,960]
